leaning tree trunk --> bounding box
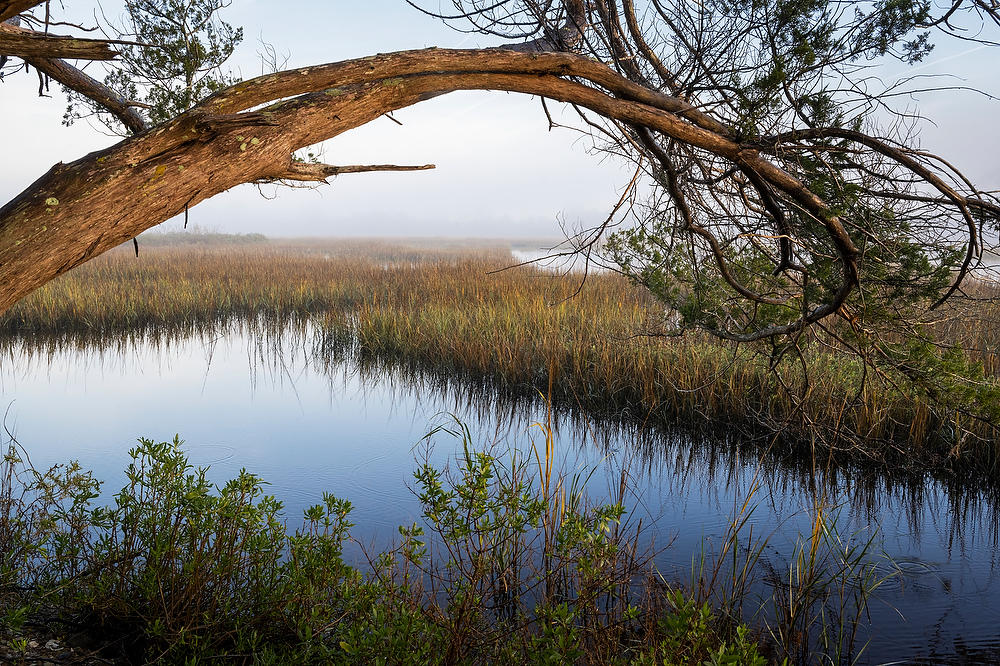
[0,48,859,335]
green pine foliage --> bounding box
[64,0,242,132]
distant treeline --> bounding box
[131,230,560,251]
[135,228,269,246]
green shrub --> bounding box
[1,432,765,664]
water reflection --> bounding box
[1,320,999,664]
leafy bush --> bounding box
[1,432,764,664]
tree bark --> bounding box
[0,22,118,60]
[0,47,858,323]
[0,0,42,23]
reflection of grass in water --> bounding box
[3,239,1000,474]
[6,312,994,609]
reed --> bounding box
[3,238,999,472]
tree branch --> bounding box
[0,22,118,60]
[0,46,973,334]
[23,55,147,133]
[266,162,436,182]
[0,0,43,23]
[0,49,851,320]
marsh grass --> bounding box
[3,239,999,474]
[689,486,901,666]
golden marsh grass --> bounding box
[3,238,997,471]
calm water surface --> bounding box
[1,323,998,664]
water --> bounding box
[2,322,999,664]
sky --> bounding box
[0,1,997,239]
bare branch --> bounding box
[267,161,436,183]
[24,55,147,133]
[0,22,119,60]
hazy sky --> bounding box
[1,2,997,238]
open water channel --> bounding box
[1,322,999,664]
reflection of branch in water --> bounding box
[1,401,35,472]
[199,335,220,397]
